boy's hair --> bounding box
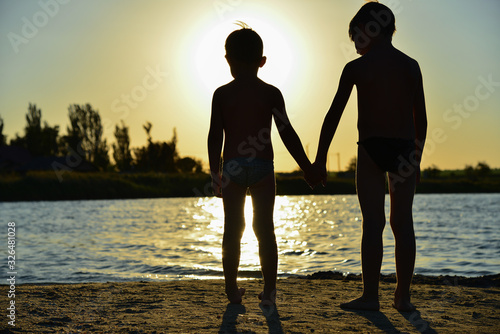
[348,1,396,41]
[225,27,263,64]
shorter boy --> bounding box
[208,26,320,304]
[313,2,428,311]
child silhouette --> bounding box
[313,2,428,312]
[208,24,320,305]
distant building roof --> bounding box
[19,156,98,172]
[0,146,32,170]
[0,145,97,172]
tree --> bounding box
[9,104,59,156]
[9,133,24,148]
[464,164,475,179]
[475,162,491,178]
[164,127,178,172]
[133,123,179,173]
[423,165,441,178]
[112,121,133,171]
[40,121,60,156]
[61,104,109,170]
[25,103,42,155]
[177,157,203,173]
[346,156,357,172]
[0,116,6,146]
[464,162,491,180]
[143,122,152,143]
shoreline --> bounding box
[2,191,500,204]
[5,272,500,287]
[1,171,499,202]
[1,273,499,333]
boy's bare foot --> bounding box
[226,288,246,304]
[393,289,416,312]
[340,297,380,311]
[258,290,276,306]
[392,299,416,312]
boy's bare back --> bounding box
[213,77,283,161]
[346,45,422,141]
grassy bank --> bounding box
[0,171,212,201]
[0,170,499,202]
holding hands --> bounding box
[304,161,327,189]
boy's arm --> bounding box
[272,92,313,175]
[207,89,224,196]
[413,62,428,180]
[315,63,355,166]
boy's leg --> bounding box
[342,145,386,310]
[222,180,247,303]
[249,173,277,303]
[388,168,417,312]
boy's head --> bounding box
[225,27,264,65]
[349,1,396,54]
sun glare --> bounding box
[241,196,257,236]
[194,18,296,94]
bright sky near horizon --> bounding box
[1,0,499,172]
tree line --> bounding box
[0,103,203,173]
[0,103,495,177]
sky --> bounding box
[1,0,499,172]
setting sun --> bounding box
[193,18,297,95]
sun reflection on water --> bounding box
[194,195,323,273]
[189,195,366,277]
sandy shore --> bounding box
[1,273,499,333]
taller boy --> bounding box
[314,2,428,311]
[208,25,318,305]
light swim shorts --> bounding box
[222,157,274,187]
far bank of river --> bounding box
[0,171,499,202]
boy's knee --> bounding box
[390,222,414,237]
[362,220,386,234]
[257,235,277,249]
[225,215,245,226]
[253,225,276,242]
[224,223,245,239]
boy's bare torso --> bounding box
[349,45,420,141]
[214,77,282,161]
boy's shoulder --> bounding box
[346,47,420,71]
[259,80,283,96]
[393,48,420,67]
[214,78,282,97]
[212,82,233,101]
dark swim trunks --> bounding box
[223,157,274,187]
[358,137,416,173]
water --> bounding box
[1,194,499,283]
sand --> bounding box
[1,273,499,333]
